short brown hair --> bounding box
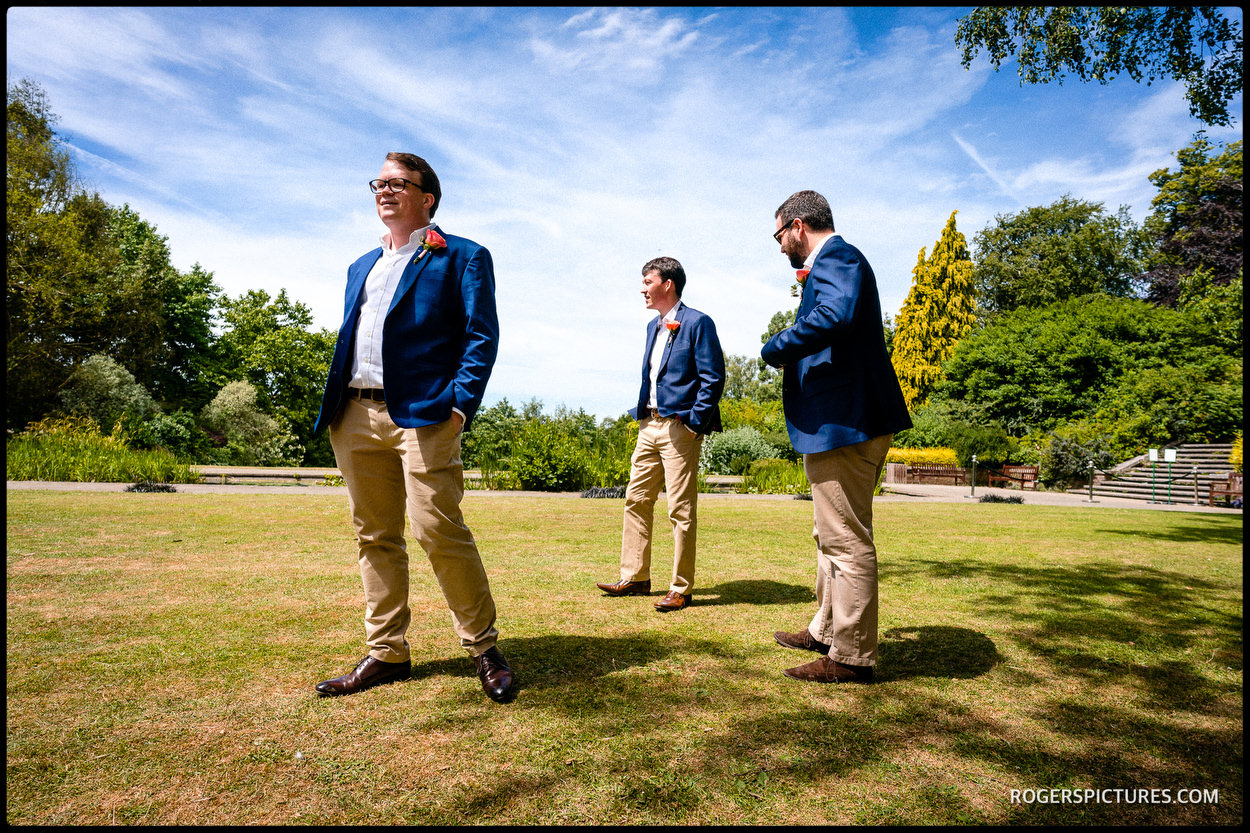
[776,190,834,232]
[642,256,686,297]
[386,152,442,217]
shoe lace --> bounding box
[477,649,508,674]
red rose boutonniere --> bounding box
[790,268,810,298]
[664,319,681,342]
[419,228,447,258]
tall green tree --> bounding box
[956,6,1244,126]
[891,211,977,409]
[7,79,221,432]
[107,206,221,407]
[210,289,336,464]
[1142,137,1242,354]
[7,79,119,429]
[723,353,781,403]
[971,196,1147,315]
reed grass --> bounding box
[6,416,199,484]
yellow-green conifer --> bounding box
[892,211,977,408]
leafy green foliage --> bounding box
[58,354,159,431]
[944,420,1018,468]
[462,398,524,472]
[936,295,1230,434]
[5,416,199,483]
[892,401,959,449]
[737,457,809,495]
[7,79,223,433]
[116,409,215,461]
[699,426,781,475]
[719,398,793,462]
[508,418,591,491]
[199,381,303,466]
[892,211,977,408]
[956,7,1244,126]
[1142,137,1242,353]
[210,289,335,464]
[722,353,781,402]
[1090,358,1243,454]
[1034,422,1118,486]
[972,197,1147,315]
[496,404,637,491]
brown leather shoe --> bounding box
[782,655,874,684]
[596,578,651,596]
[474,646,515,703]
[315,655,411,696]
[653,590,692,611]
[774,628,831,654]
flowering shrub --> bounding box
[885,447,959,466]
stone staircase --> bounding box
[1066,443,1237,505]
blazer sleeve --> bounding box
[685,314,726,433]
[451,245,499,427]
[761,248,863,368]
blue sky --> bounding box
[7,6,1243,419]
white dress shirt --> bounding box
[348,226,432,389]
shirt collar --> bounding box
[658,299,683,324]
[803,232,840,269]
[381,224,434,254]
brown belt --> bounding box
[648,409,680,422]
[349,387,386,402]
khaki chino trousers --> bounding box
[620,415,704,595]
[802,433,893,667]
[329,398,498,663]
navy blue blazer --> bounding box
[761,235,911,454]
[313,226,499,434]
[628,303,725,434]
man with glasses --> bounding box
[312,152,514,703]
[595,257,725,612]
[762,190,911,684]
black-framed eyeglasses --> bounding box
[773,218,795,243]
[369,177,424,194]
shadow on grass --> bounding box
[696,579,813,606]
[405,633,737,703]
[877,625,1002,681]
[893,557,1242,714]
[499,633,739,687]
[1092,518,1243,545]
[411,626,1001,697]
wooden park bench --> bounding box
[987,464,1039,490]
[1208,472,1243,507]
[906,465,968,485]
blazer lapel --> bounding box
[657,303,685,376]
[386,226,439,316]
[344,249,383,331]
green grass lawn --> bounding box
[5,491,1242,825]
